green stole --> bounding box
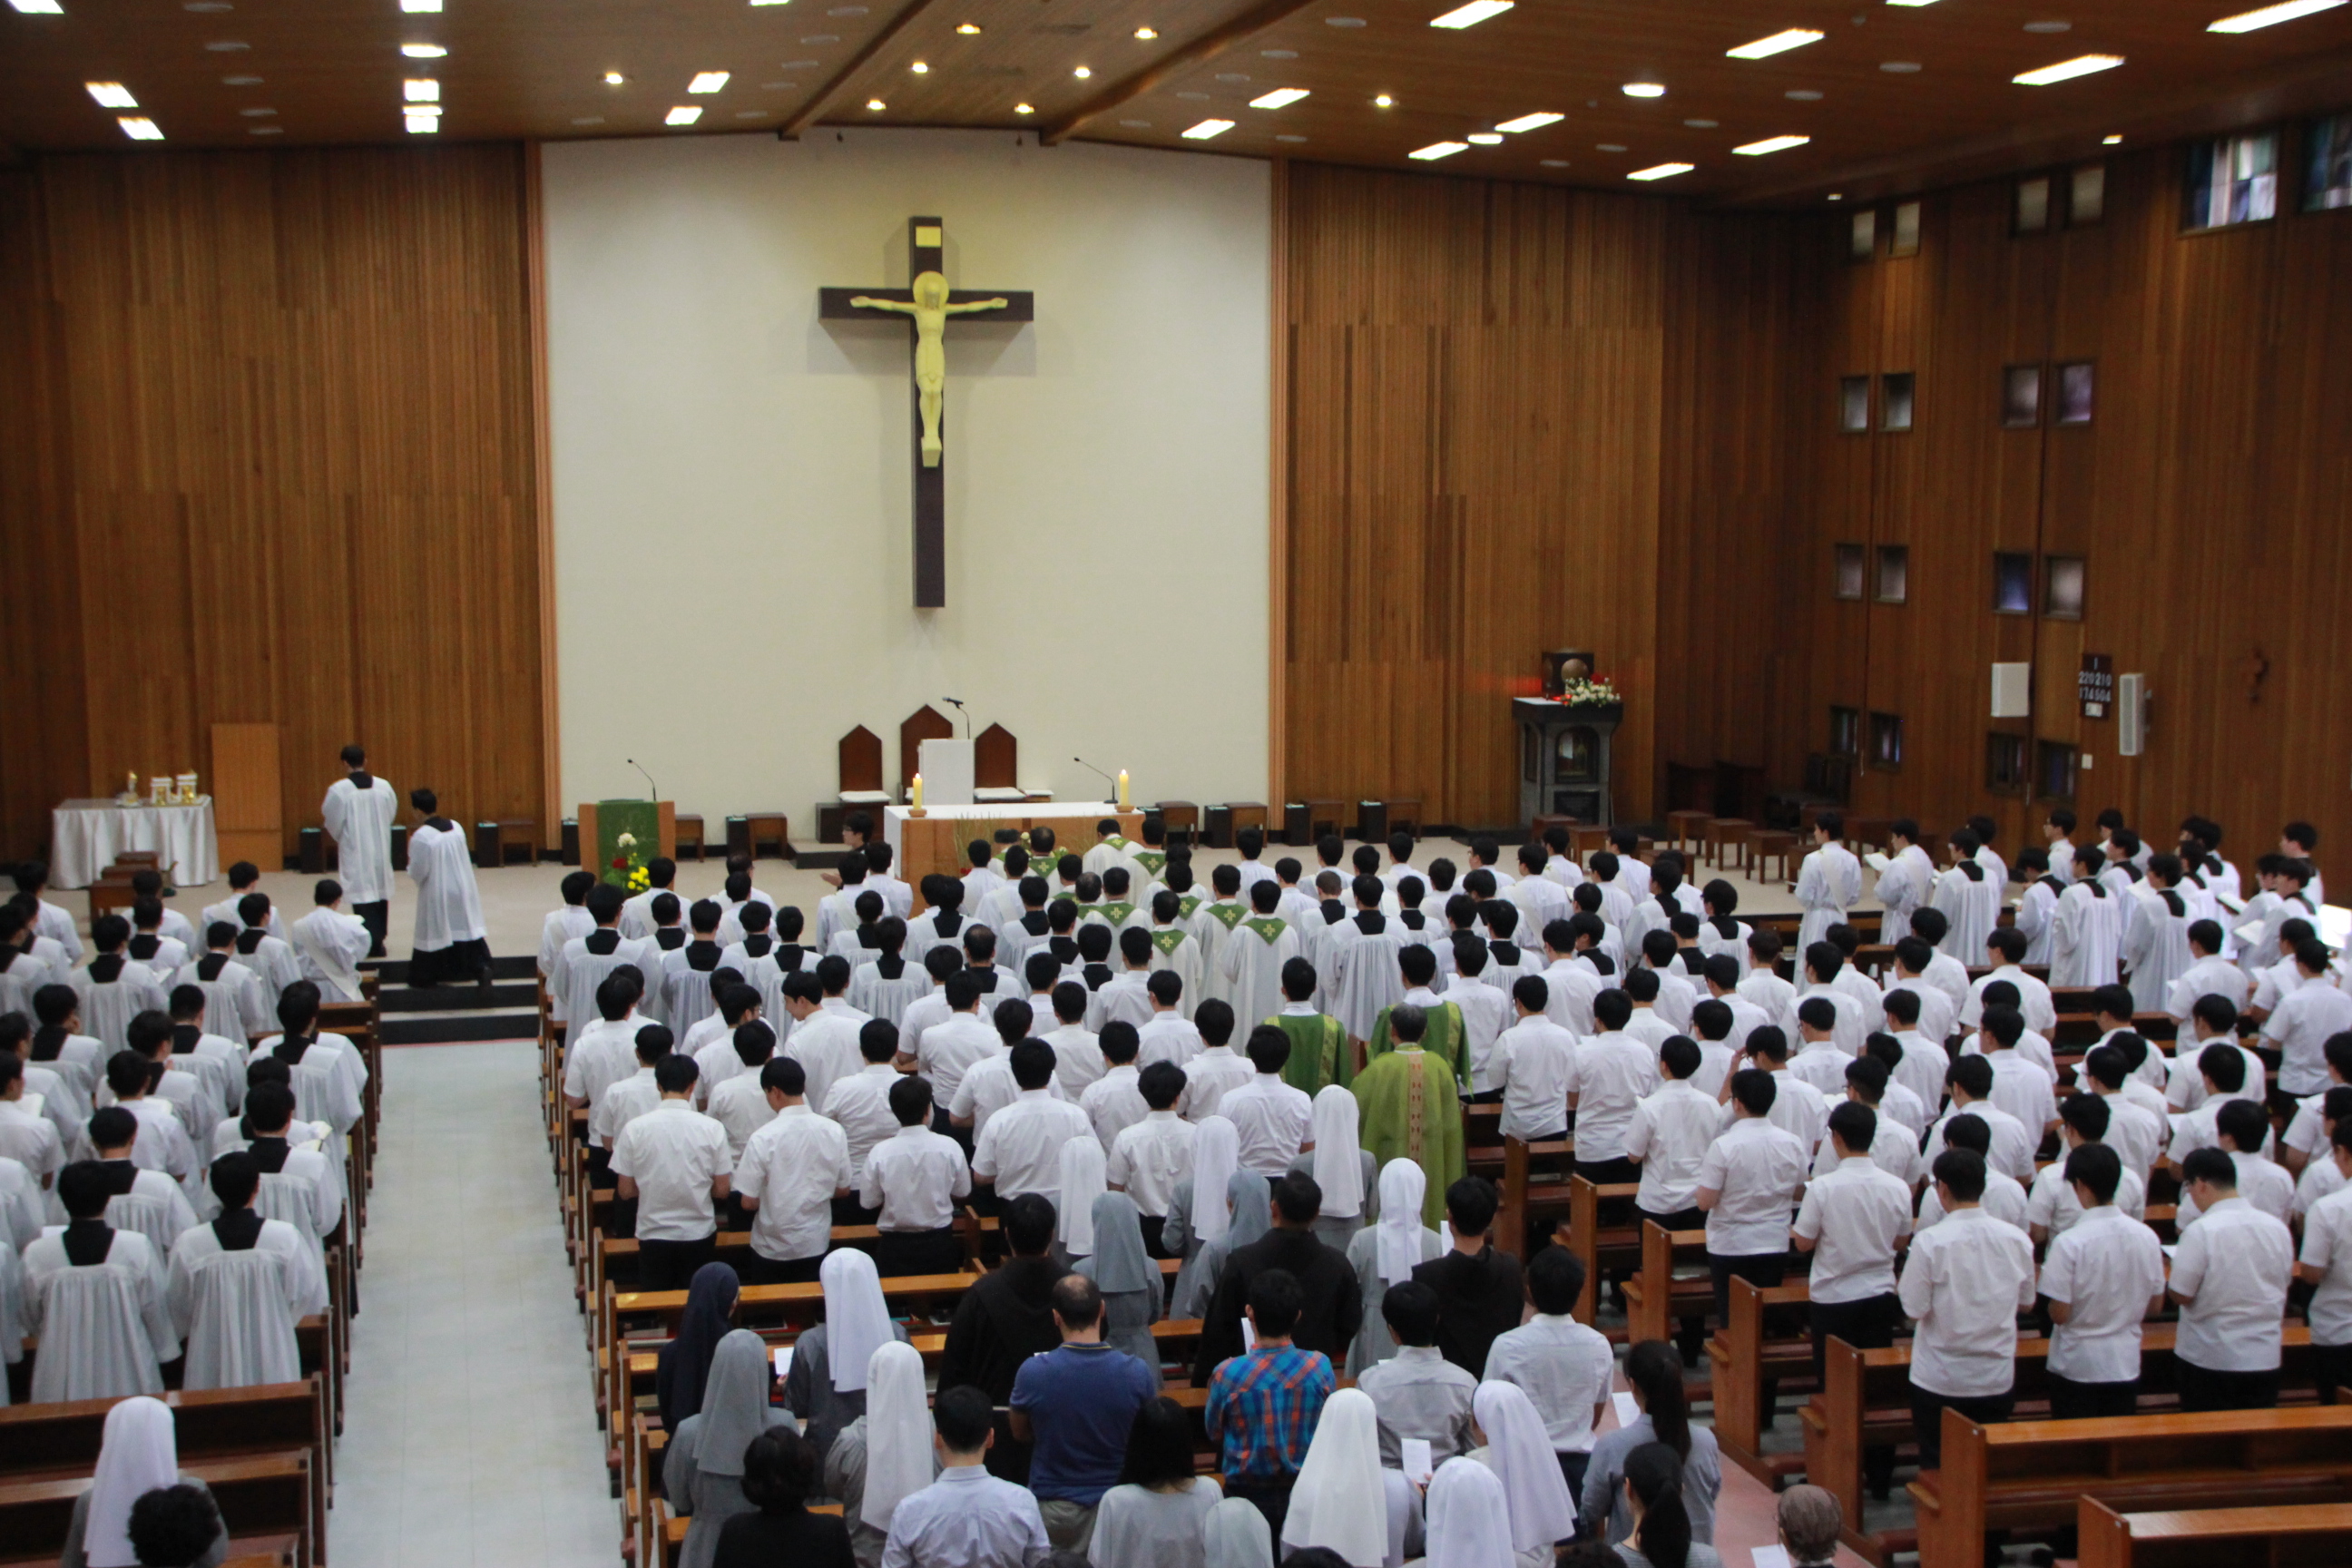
[1367,1000,1470,1093]
[1096,901,1136,927]
[1268,1009,1348,1093]
[1352,1049,1465,1227]
[1132,849,1168,879]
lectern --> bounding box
[577,800,676,886]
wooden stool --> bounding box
[1666,810,1712,856]
[1354,801,1389,843]
[1386,797,1424,839]
[1156,801,1199,849]
[1702,818,1751,869]
[494,818,538,866]
[1570,824,1612,858]
[1208,802,1266,849]
[674,814,706,861]
[1847,815,1892,851]
[1296,799,1346,843]
[1749,830,1798,883]
[741,812,789,858]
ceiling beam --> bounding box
[779,0,944,139]
[1040,0,1326,146]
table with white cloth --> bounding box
[886,801,1142,906]
[49,798,220,888]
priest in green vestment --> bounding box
[1365,945,1469,1093]
[1268,956,1350,1092]
[1353,1001,1465,1227]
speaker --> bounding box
[2117,673,2148,756]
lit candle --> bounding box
[911,772,925,810]
[1116,769,1130,811]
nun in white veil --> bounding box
[1422,1456,1516,1568]
[1286,1085,1377,1252]
[1077,1191,1164,1387]
[1202,1496,1273,1568]
[1056,1137,1109,1266]
[1342,1159,1444,1376]
[780,1250,911,1462]
[1161,1114,1238,1293]
[60,1396,228,1568]
[824,1339,939,1568]
[1279,1387,1421,1568]
[1471,1380,1579,1568]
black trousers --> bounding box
[1808,1292,1902,1383]
[353,900,389,957]
[637,1234,719,1294]
[832,1193,881,1227]
[1223,1475,1295,1546]
[1707,1250,1788,1327]
[2045,1372,2140,1420]
[1908,1387,2013,1470]
[1140,1214,1171,1259]
[735,1251,825,1286]
[1574,1156,1641,1187]
[2317,1343,2352,1405]
[875,1227,964,1278]
[2176,1360,2280,1413]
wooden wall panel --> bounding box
[0,145,544,865]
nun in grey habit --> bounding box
[663,1329,795,1568]
[1077,1191,1164,1387]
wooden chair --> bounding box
[740,812,789,858]
[899,706,956,797]
[1701,818,1751,868]
[1207,802,1266,848]
[1570,824,1612,858]
[1155,802,1199,848]
[974,723,1023,802]
[1386,796,1424,838]
[822,727,889,842]
[493,818,538,865]
[1665,810,1712,856]
[673,814,705,860]
[1749,829,1798,883]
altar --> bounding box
[886,801,1143,900]
[1514,648,1622,828]
[52,798,220,888]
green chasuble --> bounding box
[1354,1049,1465,1228]
[1366,1001,1470,1093]
[1132,848,1169,880]
[1269,1010,1348,1094]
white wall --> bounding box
[542,128,1270,831]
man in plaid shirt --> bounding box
[1203,1268,1335,1542]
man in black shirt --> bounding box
[939,1191,1063,1483]
[1412,1175,1524,1377]
[1193,1172,1363,1386]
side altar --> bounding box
[1514,649,1622,828]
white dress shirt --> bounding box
[562,1017,641,1108]
[1043,1023,1106,1098]
[2169,1195,2293,1372]
[2298,1181,2352,1346]
[1961,966,2057,1035]
[2025,1159,2145,1238]
[1719,1069,1829,1154]
[1810,1114,1921,1187]
[1787,1043,1852,1097]
[610,1100,732,1242]
[1219,1073,1314,1178]
[1623,1082,1719,1215]
[1794,1156,1913,1303]
[1081,1064,1150,1153]
[823,1063,906,1181]
[1984,1054,2058,1139]
[1484,1313,1616,1453]
[2175,1152,2295,1228]
[915,1013,999,1109]
[1915,1170,2027,1231]
[703,1071,778,1160]
[858,1122,971,1234]
[880,1463,1049,1568]
[2040,1205,2166,1384]
[788,999,873,1114]
[2265,981,2352,1096]
[1177,1047,1253,1122]
[591,1066,662,1149]
[949,1055,1068,1139]
[1565,1034,1659,1161]
[1494,1017,1576,1141]
[1135,1014,1204,1070]
[1539,961,1603,1035]
[970,1089,1094,1202]
[1106,1110,1197,1217]
[1897,1207,2038,1396]
[734,1105,851,1261]
[1695,1116,1809,1258]
[1924,1101,2036,1183]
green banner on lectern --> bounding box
[595,799,661,889]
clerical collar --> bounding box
[348,770,374,789]
[425,816,453,831]
[851,925,880,950]
[197,952,230,982]
[63,1218,116,1268]
[1083,964,1113,989]
[655,927,687,951]
[213,1209,266,1251]
[876,955,906,980]
[585,929,622,956]
[686,943,721,972]
[1354,911,1386,935]
[129,935,162,961]
[90,954,128,984]
[249,1136,293,1173]
[95,1159,141,1196]
[237,928,269,954]
[743,934,774,957]
[273,1034,315,1064]
[172,1024,203,1054]
[1049,936,1079,962]
[1399,911,1426,929]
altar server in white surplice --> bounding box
[285,879,370,1005]
[1794,815,1862,954]
[24,1160,179,1402]
[168,1152,327,1391]
[173,925,272,1047]
[80,1107,201,1257]
[1329,875,1406,1044]
[70,917,168,1053]
[1929,830,1994,965]
[1219,881,1303,1039]
[2048,845,2122,987]
[405,789,492,988]
[554,884,661,1052]
[2121,854,2199,1014]
[319,744,398,957]
[1875,820,1936,948]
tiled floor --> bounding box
[328,1041,620,1568]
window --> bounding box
[2070,164,2106,225]
[1868,712,1905,771]
[1891,201,1921,257]
[1875,544,1909,605]
[1828,706,1859,758]
[1880,372,1916,432]
[2055,361,2094,426]
[2016,175,2052,234]
[1986,732,2028,795]
[1994,553,2034,615]
[2003,365,2043,428]
[2043,555,2086,620]
[2036,740,2078,803]
[2309,114,2352,211]
[1833,544,1866,600]
[2185,131,2279,230]
[1850,210,1877,260]
[1839,376,1871,433]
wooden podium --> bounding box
[576,801,676,873]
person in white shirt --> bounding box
[1217,1026,1315,1179]
[590,1024,671,1152]
[1737,929,1796,1026]
[1682,998,1745,1102]
[2264,939,2352,1100]
[1975,1005,2058,1142]
[2169,1145,2295,1410]
[1081,1022,1152,1153]
[859,1073,972,1278]
[1787,999,1851,1097]
[1926,1056,2035,1184]
[2281,1041,2352,1178]
[1819,1056,1922,1184]
[1898,1148,2038,1467]
[2293,1120,2352,1401]
[688,984,764,1102]
[1794,814,1862,954]
[1492,975,1575,1144]
[1176,1000,1251,1124]
[1569,991,1661,1183]
[562,970,650,1114]
[1624,1036,1720,1234]
[1485,1245,1616,1494]
[1619,967,1679,1057]
[1633,930,1699,1034]
[2039,1142,2168,1420]
[1134,971,1203,1070]
[821,1021,909,1208]
[730,1056,850,1285]
[1722,1029,1828,1155]
[1695,1069,1809,1327]
[610,1054,732,1292]
[1106,1063,1197,1258]
[701,1022,784,1159]
[906,972,999,1133]
[1914,1113,2029,1230]
[1794,1102,1914,1385]
[785,959,872,1119]
[2075,1045,2165,1185]
[2166,920,2251,1024]
[2175,1099,2295,1228]
[1040,982,1104,1100]
[2168,997,2269,1116]
[1785,944,1867,1061]
[969,1040,1093,1208]
[2166,1044,2268,1168]
[2026,1093,2145,1243]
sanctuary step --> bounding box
[368,955,544,1045]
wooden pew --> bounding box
[1915,1406,2352,1568]
[1620,1221,1712,1348]
[1494,1134,1575,1259]
[0,1454,311,1568]
[2076,1497,2352,1568]
[1708,1276,1816,1484]
[1563,1177,1643,1329]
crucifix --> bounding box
[820,217,1034,608]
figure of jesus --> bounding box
[849,270,1008,466]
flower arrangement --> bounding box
[1559,675,1621,707]
[612,831,652,892]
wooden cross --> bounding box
[820,217,1034,608]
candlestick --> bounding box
[911,772,925,811]
[1116,769,1130,812]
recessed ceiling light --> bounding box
[239,106,275,116]
[1177,90,1210,100]
[405,111,438,132]
[1596,142,1627,152]
[2014,54,2123,84]
[1628,162,1693,181]
[1885,0,1939,6]
[1132,25,1155,38]
[1409,141,1468,159]
[1429,0,1512,28]
[404,103,442,115]
[398,0,439,12]
[667,105,703,123]
[689,71,730,92]
[1250,87,1309,108]
[119,116,164,140]
[2210,0,2345,29]
[750,0,787,6]
[1373,93,1394,107]
[401,43,446,57]
[1682,117,1718,128]
[1466,132,1504,144]
[1276,133,1308,142]
[1540,158,1569,166]
[404,78,439,102]
[2102,132,2122,143]
[1073,64,1092,77]
[1728,28,1824,58]
[1181,118,1235,139]
[866,97,886,109]
[573,116,606,125]
[1261,48,1297,58]
[1215,72,1250,83]
[249,124,281,134]
[604,71,625,84]
[1734,133,1810,154]
[956,21,981,34]
[222,74,261,84]
[802,34,838,43]
[735,109,768,117]
[2023,18,2073,31]
[1014,102,1034,113]
[85,82,138,108]
[910,60,929,73]
[1879,61,1922,73]
[1325,15,1367,25]
[204,39,250,51]
[1495,111,1562,132]
[1826,191,1844,201]
[1785,89,1824,100]
[1622,82,1666,97]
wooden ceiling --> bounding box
[4,0,2350,204]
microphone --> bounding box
[943,697,969,737]
[626,759,658,801]
[1073,757,1118,792]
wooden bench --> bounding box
[0,1454,310,1568]
[1708,1276,1816,1484]
[1620,1221,1715,1348]
[1916,1405,2352,1568]
[2077,1497,2352,1568]
[1563,1177,1644,1329]
[1494,1134,1575,1259]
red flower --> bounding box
[611,855,627,869]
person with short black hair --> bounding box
[612,1054,732,1291]
[728,1054,851,1285]
[1628,1035,1720,1249]
[125,1480,228,1568]
[1220,883,1304,1050]
[1201,1267,1335,1544]
[1898,1149,2038,1465]
[1406,1175,1521,1378]
[403,788,493,988]
[877,1385,1053,1567]
[23,1161,180,1400]
[940,1194,1066,1481]
[2169,1144,2294,1410]
[1572,989,1662,1186]
[1194,1172,1361,1389]
[972,1041,1095,1212]
[1793,816,1860,955]
[1108,1062,1197,1258]
[1220,1025,1315,1179]
[1351,1006,1465,1224]
[1793,1102,1912,1394]
[787,957,877,1116]
[2038,1142,2166,1419]
[319,746,397,956]
[708,1428,853,1568]
[1351,1278,1477,1469]
[1695,1069,1808,1329]
[165,1150,329,1389]
[1485,1244,1615,1494]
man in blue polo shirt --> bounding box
[1008,1273,1156,1552]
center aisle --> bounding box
[328,1040,619,1568]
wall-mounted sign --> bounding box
[2079,653,2113,720]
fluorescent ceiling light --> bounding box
[399,0,440,12]
[1250,87,1309,108]
[1373,93,1394,107]
[1734,133,1810,154]
[1885,0,1940,6]
[2013,54,2124,84]
[119,116,163,140]
[604,72,624,84]
[403,78,439,102]
[1727,28,1822,59]
[404,112,438,132]
[404,103,442,115]
[85,82,138,108]
[1429,0,1512,28]
[957,22,981,34]
[2102,132,2122,143]
[865,97,886,109]
[666,104,702,123]
[1073,65,1092,77]
[2209,0,2345,29]
[1622,82,1665,97]
[689,71,730,93]
[1181,118,1235,139]
[909,60,929,73]
[1466,132,1502,144]
[1134,25,1156,38]
[1495,111,1561,132]
[1014,102,1034,113]
[401,43,446,57]
[1627,162,1693,180]
[8,0,65,12]
[1409,141,1468,159]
